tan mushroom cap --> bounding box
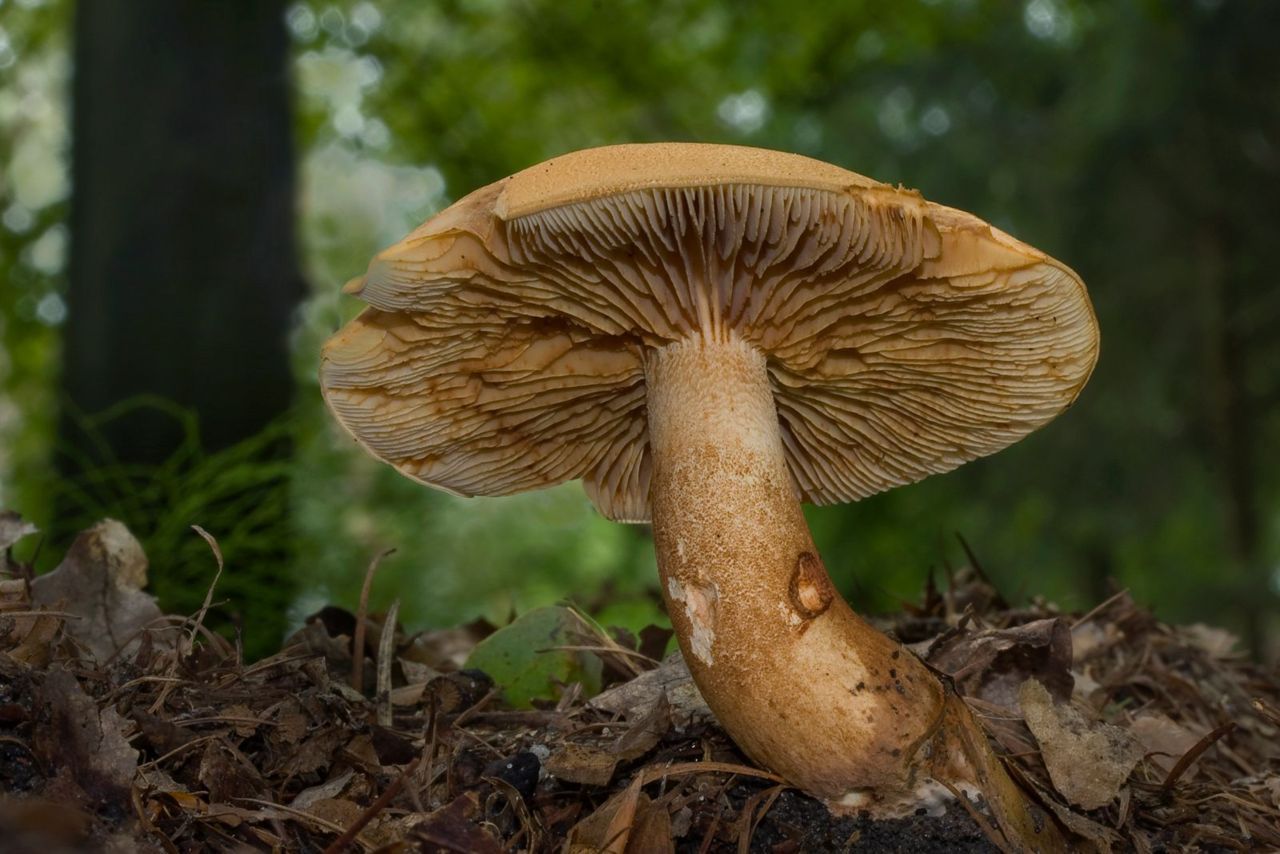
[321,143,1099,523]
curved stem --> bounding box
[645,335,946,805]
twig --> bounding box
[452,686,500,728]
[465,710,572,728]
[538,644,660,664]
[137,734,221,770]
[0,609,83,619]
[451,725,505,758]
[351,548,395,694]
[1071,588,1132,630]
[235,798,372,849]
[1250,697,1280,728]
[639,760,785,787]
[188,526,226,654]
[938,777,1015,854]
[1161,721,1237,792]
[377,598,400,728]
[564,604,655,678]
[737,784,785,854]
[175,715,279,728]
[320,756,421,854]
[408,705,438,814]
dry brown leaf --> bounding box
[369,726,417,765]
[390,682,426,706]
[279,727,347,778]
[403,622,489,671]
[303,796,364,828]
[0,577,28,610]
[30,520,163,662]
[408,791,503,854]
[134,765,189,797]
[132,712,182,755]
[285,619,353,682]
[398,656,442,685]
[566,784,647,854]
[342,733,382,772]
[545,742,621,787]
[198,740,266,803]
[612,692,672,760]
[626,796,675,854]
[590,652,711,725]
[6,612,61,666]
[1128,713,1205,777]
[156,789,205,811]
[220,703,260,738]
[1019,679,1144,810]
[33,668,139,804]
[291,769,355,809]
[927,617,1074,708]
[273,707,309,746]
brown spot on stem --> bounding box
[789,551,834,621]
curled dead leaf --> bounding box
[590,652,710,725]
[927,617,1074,708]
[30,520,163,662]
[33,667,139,805]
[1019,679,1143,810]
[545,742,620,787]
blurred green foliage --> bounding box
[2,0,1278,656]
[51,399,296,657]
[0,0,68,520]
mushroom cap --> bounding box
[321,143,1099,523]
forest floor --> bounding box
[1,514,1278,853]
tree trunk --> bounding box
[63,0,302,460]
[60,1,302,657]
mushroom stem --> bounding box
[645,334,947,805]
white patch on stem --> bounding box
[667,577,717,665]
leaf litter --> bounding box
[0,517,1277,852]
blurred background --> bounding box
[2,0,1278,661]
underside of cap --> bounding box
[321,309,652,519]
[322,143,1099,522]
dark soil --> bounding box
[721,786,995,853]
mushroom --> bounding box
[321,144,1099,814]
